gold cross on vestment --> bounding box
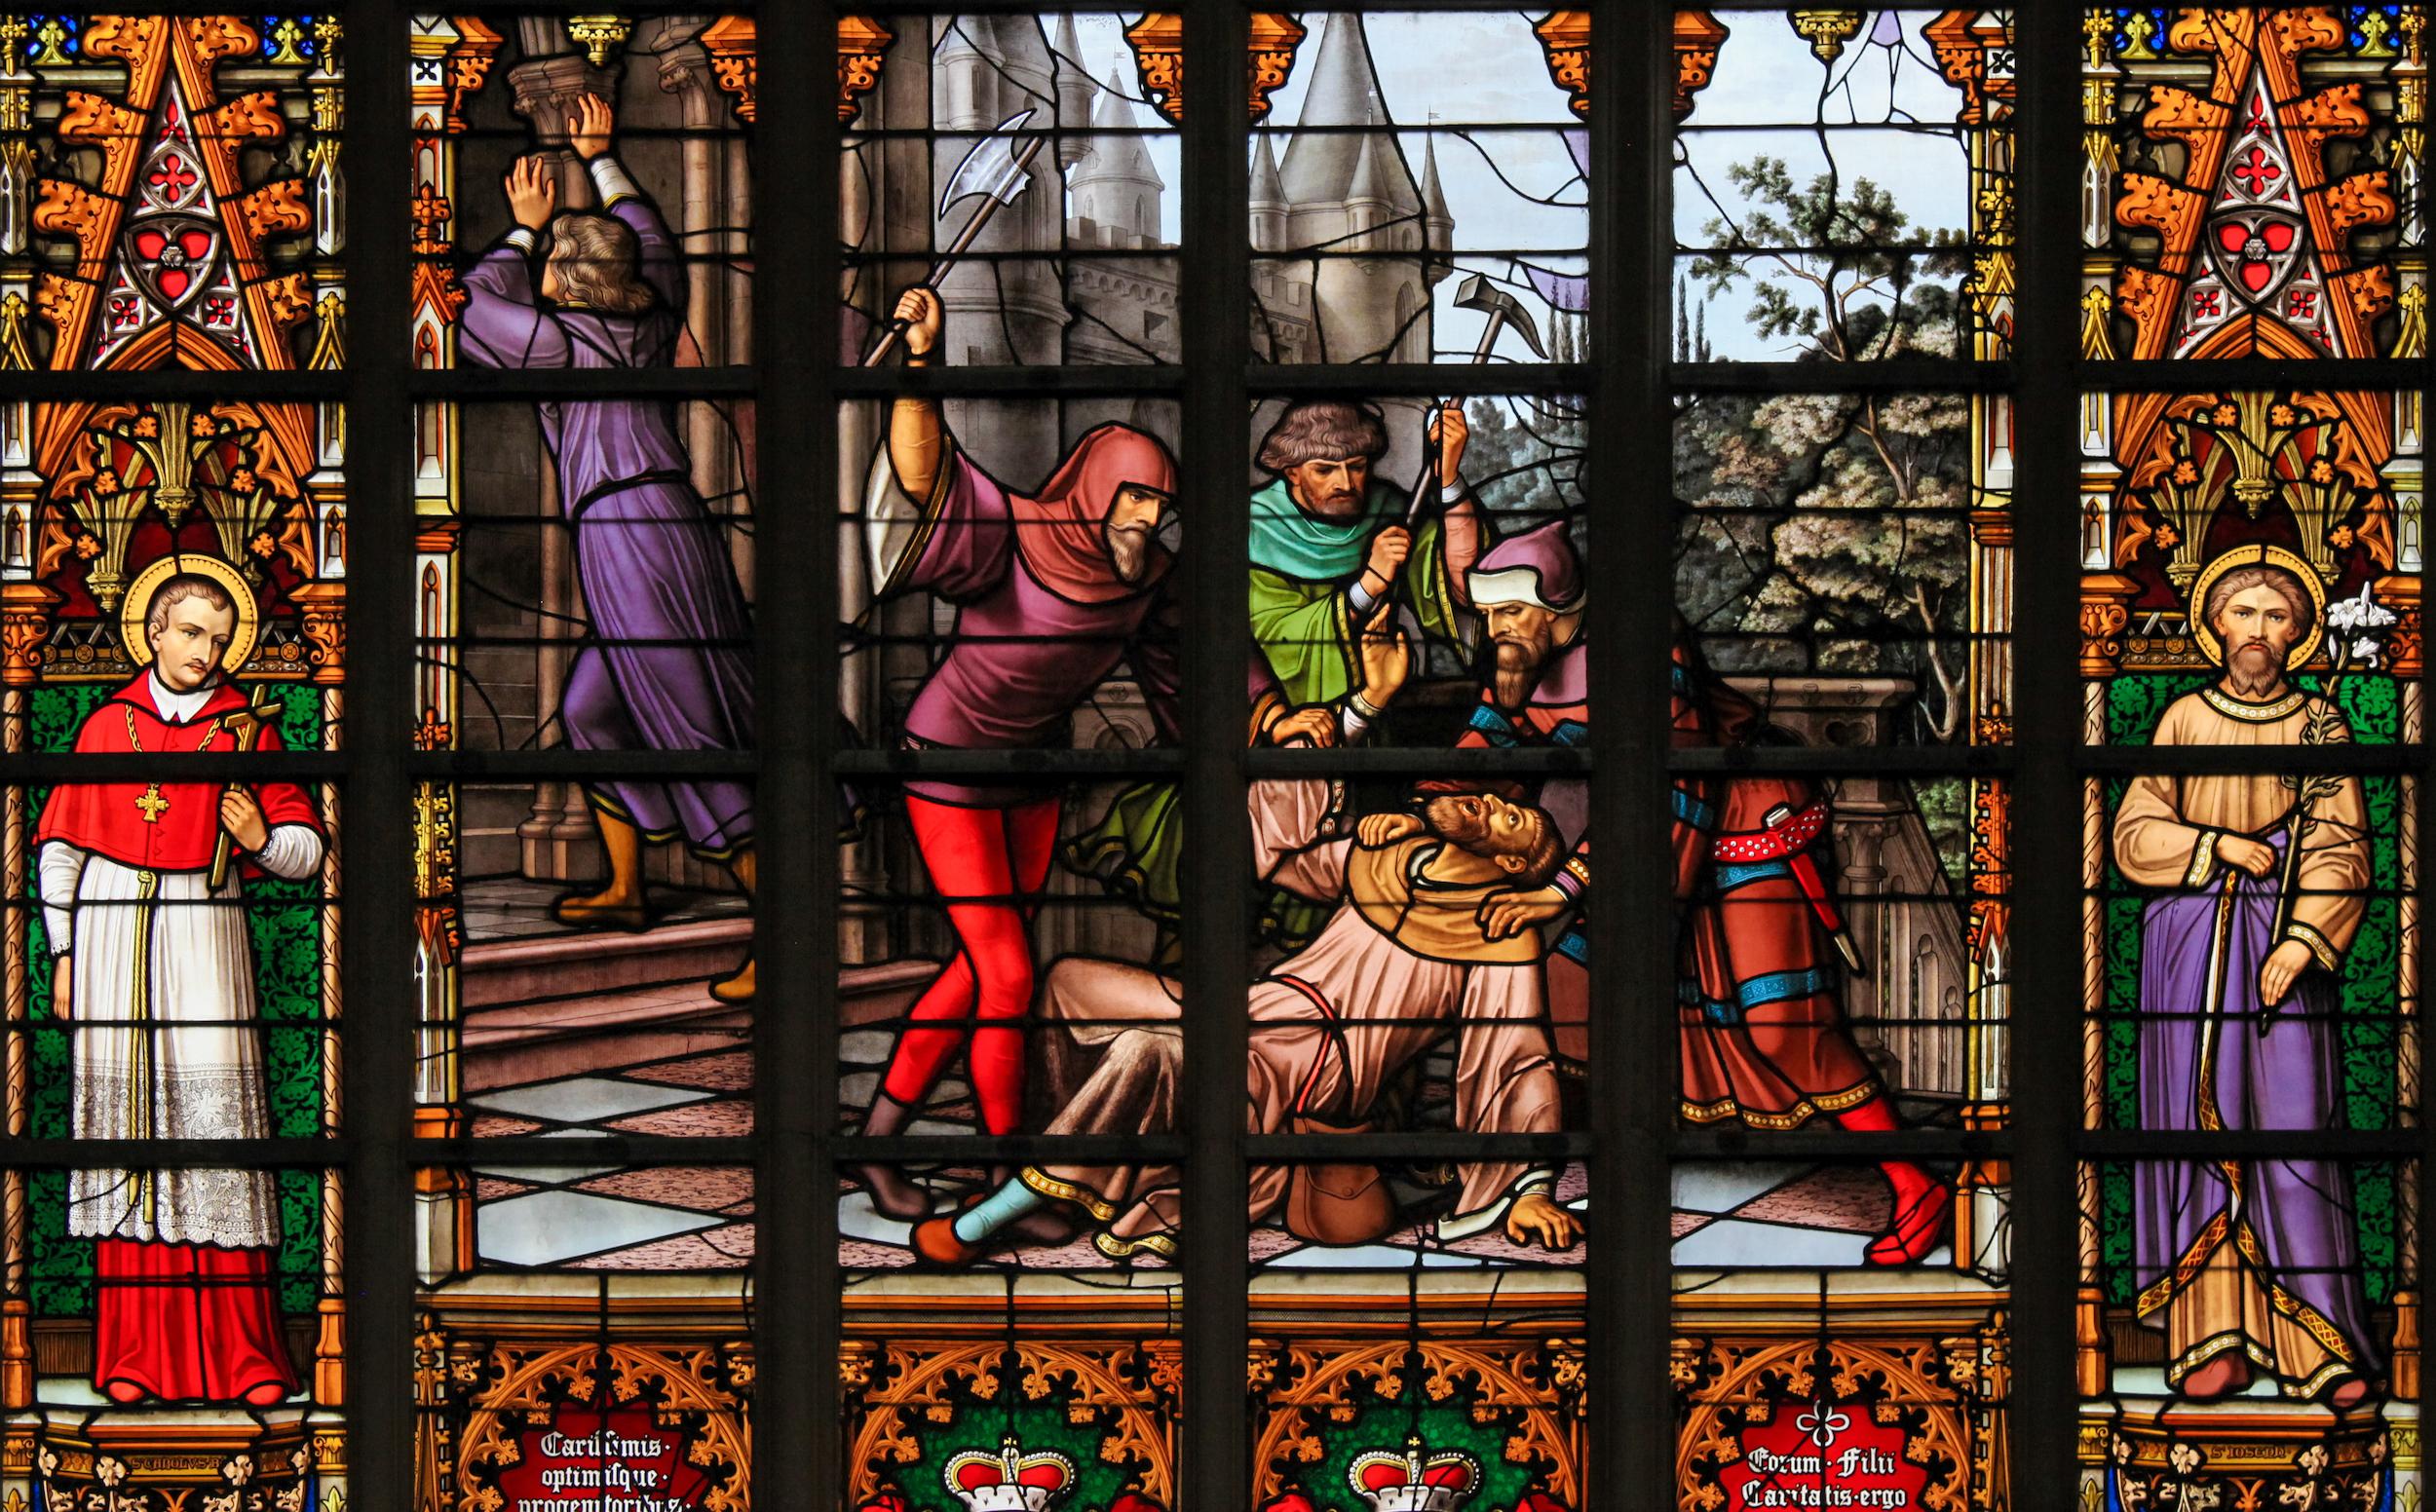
[134,784,169,822]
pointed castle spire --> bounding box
[1277,12,1418,216]
[1051,14,1095,169]
[1419,133,1453,268]
[1070,68,1164,246]
[1249,132,1287,252]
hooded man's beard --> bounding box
[1492,633,1551,710]
[1107,524,1154,585]
[2224,639,2288,698]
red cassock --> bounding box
[1671,643,1884,1130]
[35,675,314,1405]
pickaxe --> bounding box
[1404,275,1547,524]
[860,109,1047,366]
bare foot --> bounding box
[856,1164,935,1220]
[2179,1353,2251,1401]
[1004,1208,1078,1243]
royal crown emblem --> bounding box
[943,1437,1077,1512]
[1348,1438,1482,1512]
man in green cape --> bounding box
[1068,401,1485,951]
[1248,398,1484,704]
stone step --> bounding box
[839,959,939,1026]
[462,981,748,1093]
[458,948,937,1093]
[460,916,751,1008]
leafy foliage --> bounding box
[1675,389,1975,742]
[1687,156,1970,363]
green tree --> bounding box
[1677,155,1977,743]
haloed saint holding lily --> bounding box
[2114,544,2390,1407]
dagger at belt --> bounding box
[1709,800,1867,978]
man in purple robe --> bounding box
[851,286,1181,1217]
[461,94,757,1002]
[2112,549,2376,1406]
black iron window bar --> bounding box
[0,6,2420,1512]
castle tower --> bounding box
[1249,134,1287,253]
[1068,69,1163,248]
[1050,14,1094,170]
[1272,12,1442,362]
[1343,124,1395,244]
[1419,135,1454,277]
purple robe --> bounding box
[2130,830,2379,1378]
[460,171,755,854]
[894,451,1179,806]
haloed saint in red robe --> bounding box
[34,673,322,1405]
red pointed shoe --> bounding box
[1864,1181,1953,1267]
[912,1216,984,1266]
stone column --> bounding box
[510,33,619,880]
[0,579,54,1409]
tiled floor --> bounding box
[460,879,754,1268]
[1670,1162,1925,1268]
[473,1162,754,1270]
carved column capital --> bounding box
[655,37,714,103]
[508,54,614,138]
[2078,572,2144,677]
[0,581,59,688]
[287,579,347,686]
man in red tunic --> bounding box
[35,569,321,1404]
[1670,628,1948,1266]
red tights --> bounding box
[881,794,1061,1134]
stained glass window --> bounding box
[2070,9,2427,1508]
[0,6,2425,1512]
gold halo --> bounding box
[118,554,259,673]
[2187,543,2326,670]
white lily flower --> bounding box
[2327,583,2397,635]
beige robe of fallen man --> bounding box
[911,775,1582,1263]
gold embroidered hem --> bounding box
[1019,1165,1120,1223]
[2201,686,2307,722]
[2183,830,2221,888]
[1092,1228,1176,1260]
[2287,919,2341,971]
[1678,1078,1876,1131]
[2147,1214,2358,1398]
